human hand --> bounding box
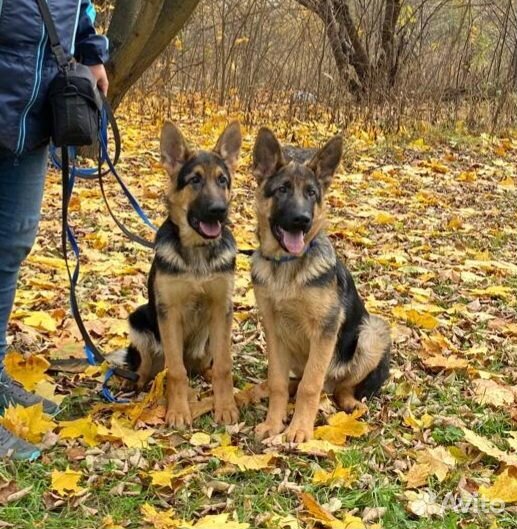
[88,63,109,96]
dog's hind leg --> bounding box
[128,304,163,390]
[334,315,391,412]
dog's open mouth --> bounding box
[275,226,306,255]
[191,218,222,239]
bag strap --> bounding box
[35,0,70,69]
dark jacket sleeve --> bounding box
[74,0,109,65]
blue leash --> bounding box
[53,107,157,402]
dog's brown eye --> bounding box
[218,174,228,186]
[278,185,288,194]
[307,188,316,197]
[190,174,202,185]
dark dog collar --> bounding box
[259,238,319,263]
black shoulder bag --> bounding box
[36,0,101,146]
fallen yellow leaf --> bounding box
[4,351,50,390]
[314,408,369,445]
[187,513,250,528]
[0,403,56,443]
[473,379,514,408]
[405,447,456,488]
[392,306,439,330]
[462,428,517,467]
[313,464,355,487]
[141,503,179,529]
[469,286,513,299]
[422,354,468,371]
[190,432,211,446]
[59,416,99,447]
[51,467,84,496]
[23,310,58,332]
[148,465,196,488]
[211,445,277,471]
[101,515,124,529]
[99,416,154,448]
[480,468,517,503]
[296,439,345,456]
[33,380,65,406]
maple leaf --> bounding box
[148,465,197,488]
[299,492,365,529]
[404,490,443,517]
[405,447,456,488]
[270,514,301,529]
[101,515,124,529]
[296,439,345,456]
[392,306,439,330]
[51,467,84,496]
[33,380,65,406]
[190,432,211,446]
[469,286,513,299]
[312,464,355,487]
[4,351,50,390]
[473,379,515,407]
[23,310,58,332]
[211,445,277,471]
[100,416,154,448]
[186,513,250,528]
[59,416,99,447]
[127,369,166,425]
[314,408,369,445]
[403,409,434,431]
[422,354,468,371]
[479,468,517,503]
[461,428,517,467]
[0,403,56,443]
[149,468,175,488]
[141,503,179,529]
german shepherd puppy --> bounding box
[125,121,242,428]
[251,128,390,443]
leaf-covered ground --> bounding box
[0,108,516,529]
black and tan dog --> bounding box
[251,128,390,443]
[124,121,242,427]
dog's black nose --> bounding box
[292,213,311,230]
[207,203,228,217]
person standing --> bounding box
[0,0,109,459]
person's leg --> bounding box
[0,146,50,460]
[0,146,58,416]
[0,146,48,361]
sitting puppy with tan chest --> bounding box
[251,128,391,443]
[124,121,242,428]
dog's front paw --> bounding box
[214,399,239,425]
[283,423,313,443]
[166,401,192,429]
[255,420,284,441]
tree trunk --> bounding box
[295,0,403,100]
[106,0,202,109]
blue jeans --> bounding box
[0,147,48,364]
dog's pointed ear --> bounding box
[252,127,285,183]
[160,121,191,176]
[307,135,342,190]
[214,121,242,174]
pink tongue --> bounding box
[199,221,222,238]
[281,229,305,255]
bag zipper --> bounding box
[15,22,48,155]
